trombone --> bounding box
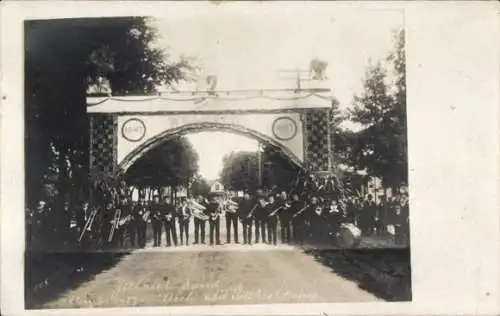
[78,207,98,242]
[108,209,122,242]
[292,204,309,219]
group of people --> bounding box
[75,179,409,249]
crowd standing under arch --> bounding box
[65,172,410,249]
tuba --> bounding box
[189,199,208,221]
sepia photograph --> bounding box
[23,8,412,310]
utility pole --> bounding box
[257,143,262,188]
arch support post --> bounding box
[89,113,119,184]
[301,108,331,175]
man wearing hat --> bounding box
[162,197,178,247]
[178,198,191,245]
[207,195,221,245]
[224,195,239,244]
[239,192,254,245]
[277,191,292,244]
[150,196,163,247]
[194,195,207,244]
[254,189,268,244]
[266,195,278,245]
[132,199,148,248]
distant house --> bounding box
[208,180,224,193]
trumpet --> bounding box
[108,209,122,242]
[78,207,97,242]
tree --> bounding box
[190,176,211,197]
[25,17,197,249]
[220,145,301,193]
[125,137,199,188]
[220,151,260,192]
[348,28,407,190]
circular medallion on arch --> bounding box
[272,116,298,141]
[122,118,146,142]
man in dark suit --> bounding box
[266,195,279,245]
[224,196,239,244]
[277,191,292,244]
[162,197,178,247]
[150,196,163,247]
[133,200,148,248]
[207,195,221,245]
[360,194,376,236]
[254,189,267,244]
[178,198,191,245]
[240,192,254,245]
[290,193,305,244]
[193,195,207,244]
[308,196,327,244]
[397,193,410,245]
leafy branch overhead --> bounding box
[25,17,198,249]
[346,29,407,189]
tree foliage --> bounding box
[25,17,196,249]
[125,137,199,187]
[219,145,300,193]
[190,175,211,197]
[348,29,407,188]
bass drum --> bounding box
[338,223,362,248]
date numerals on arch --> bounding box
[122,118,146,142]
[272,117,297,141]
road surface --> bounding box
[36,220,385,308]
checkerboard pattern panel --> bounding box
[90,114,117,174]
[304,109,330,172]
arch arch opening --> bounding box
[117,122,305,176]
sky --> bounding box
[149,8,403,180]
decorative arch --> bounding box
[116,122,305,176]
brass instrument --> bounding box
[152,211,162,221]
[192,210,209,221]
[108,209,122,242]
[165,213,173,222]
[142,210,150,222]
[119,214,133,226]
[188,199,209,221]
[78,207,97,242]
[292,204,309,218]
[181,205,191,220]
[210,203,222,220]
[268,206,283,217]
[222,199,238,214]
[247,202,258,219]
[314,205,323,216]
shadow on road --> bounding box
[25,251,129,309]
[25,226,156,309]
[303,247,412,301]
